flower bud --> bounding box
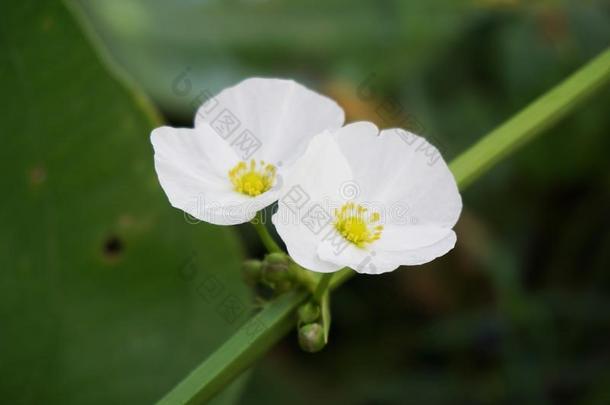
[242,259,262,286]
[298,323,326,353]
[272,279,293,294]
[298,301,320,325]
[261,252,292,284]
[265,252,290,266]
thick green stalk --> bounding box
[157,48,610,405]
[157,291,307,405]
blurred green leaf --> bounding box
[0,1,249,403]
[74,0,477,117]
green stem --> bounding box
[320,291,331,343]
[157,291,308,405]
[157,48,610,405]
[312,273,334,303]
[449,47,610,188]
[291,264,318,293]
[251,211,282,253]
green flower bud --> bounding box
[298,323,325,353]
[262,252,292,284]
[273,279,293,294]
[265,252,290,266]
[298,301,320,325]
[242,259,262,286]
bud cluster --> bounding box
[297,300,326,353]
[242,253,328,352]
[241,252,295,296]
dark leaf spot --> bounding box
[102,235,123,261]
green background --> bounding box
[1,0,609,403]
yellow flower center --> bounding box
[228,159,276,197]
[334,202,383,247]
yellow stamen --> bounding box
[334,202,383,247]
[228,159,276,197]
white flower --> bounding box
[151,78,344,225]
[272,122,462,274]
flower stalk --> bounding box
[251,211,282,253]
[312,273,334,303]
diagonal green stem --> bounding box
[157,291,308,405]
[157,48,610,405]
[449,48,610,189]
[251,211,282,253]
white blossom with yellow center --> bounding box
[151,78,344,225]
[272,122,462,275]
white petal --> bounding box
[195,78,344,166]
[194,189,279,226]
[331,121,383,202]
[376,230,457,270]
[151,125,276,225]
[317,234,372,273]
[151,125,239,182]
[333,125,461,229]
[318,230,457,275]
[374,224,452,251]
[272,132,351,273]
